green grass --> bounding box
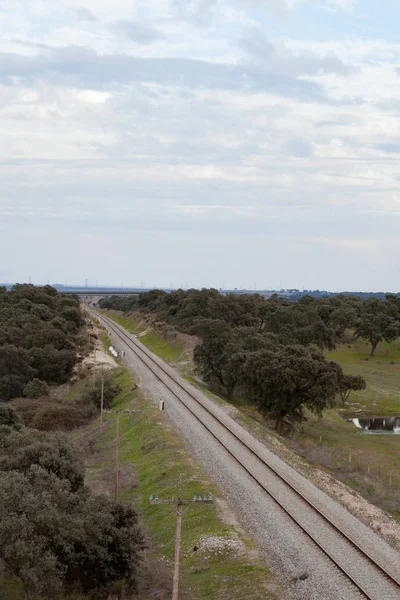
[82,367,281,600]
[99,310,183,363]
[293,338,400,489]
[326,337,400,416]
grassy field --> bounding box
[300,337,400,473]
[327,337,400,416]
[290,337,400,513]
[78,367,281,600]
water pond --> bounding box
[351,417,400,434]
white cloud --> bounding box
[289,0,354,12]
[111,19,164,43]
[172,0,289,25]
[239,27,352,76]
[2,0,400,289]
[75,7,98,22]
[325,0,354,12]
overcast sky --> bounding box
[1,0,400,291]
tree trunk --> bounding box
[226,382,236,400]
[216,373,225,388]
[370,340,378,356]
[275,413,287,434]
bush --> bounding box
[0,375,25,401]
[0,467,144,599]
[0,428,85,492]
[31,402,96,431]
[84,375,122,409]
[12,394,97,431]
[29,346,76,384]
[23,378,49,398]
[0,404,22,429]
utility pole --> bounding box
[115,411,120,502]
[149,494,213,600]
[92,342,97,388]
[173,501,182,599]
[100,372,104,431]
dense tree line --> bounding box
[0,286,144,597]
[100,289,400,427]
[0,405,144,599]
[100,288,400,357]
[0,284,83,401]
[287,290,400,301]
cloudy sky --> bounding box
[1,0,400,291]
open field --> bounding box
[99,310,400,522]
[291,337,400,517]
[326,337,400,417]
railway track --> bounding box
[90,309,400,600]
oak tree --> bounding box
[243,345,342,429]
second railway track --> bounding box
[90,309,400,600]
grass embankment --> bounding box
[99,310,184,364]
[77,366,281,600]
[100,310,400,519]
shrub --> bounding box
[83,375,122,409]
[29,346,76,384]
[0,428,85,492]
[23,378,49,398]
[0,467,144,599]
[0,404,22,429]
[31,402,96,432]
[0,375,25,402]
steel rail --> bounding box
[92,310,400,599]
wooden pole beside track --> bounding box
[92,342,97,388]
[100,373,104,431]
[172,502,183,600]
[149,495,213,600]
[115,410,120,502]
